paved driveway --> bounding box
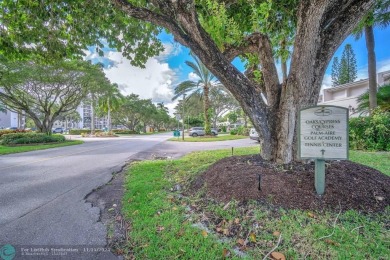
[0,133,258,259]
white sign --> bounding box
[299,106,348,159]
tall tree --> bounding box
[0,0,376,163]
[353,0,390,114]
[112,94,155,132]
[0,60,100,134]
[173,53,220,135]
[339,44,358,84]
[97,83,124,132]
[175,94,203,119]
[331,57,340,87]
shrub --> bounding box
[221,126,227,132]
[0,129,31,138]
[1,133,65,145]
[236,126,250,136]
[69,129,102,135]
[112,129,138,134]
[349,110,390,151]
[95,131,117,137]
[230,129,238,135]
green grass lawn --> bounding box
[0,140,84,155]
[122,148,389,259]
[168,134,248,142]
[115,131,169,136]
[349,150,390,176]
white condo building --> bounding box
[318,70,390,117]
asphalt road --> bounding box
[0,133,258,259]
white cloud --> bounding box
[102,51,178,107]
[321,74,332,90]
[188,72,199,81]
[378,58,390,72]
[165,101,179,117]
[155,42,183,62]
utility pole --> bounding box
[182,94,186,141]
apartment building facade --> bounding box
[318,70,390,117]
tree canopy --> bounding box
[0,0,162,65]
[0,59,102,133]
[339,44,358,85]
[173,53,220,135]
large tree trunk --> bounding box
[365,25,377,115]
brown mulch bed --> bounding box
[191,155,390,213]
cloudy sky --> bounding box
[86,27,390,115]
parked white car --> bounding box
[189,127,218,137]
[249,128,259,142]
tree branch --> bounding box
[223,33,263,62]
[112,0,190,49]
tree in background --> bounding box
[175,94,203,120]
[339,44,358,85]
[331,57,340,87]
[56,110,82,130]
[112,94,160,132]
[83,64,112,134]
[97,83,124,132]
[153,103,170,131]
[353,0,390,114]
[0,60,101,134]
[209,86,240,128]
[227,112,238,125]
[173,53,220,135]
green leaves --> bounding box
[0,59,104,133]
[197,0,242,50]
[339,44,358,85]
[0,0,162,64]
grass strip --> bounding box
[0,140,84,155]
[168,134,248,142]
[123,148,389,259]
[349,150,390,175]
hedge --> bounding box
[349,110,390,151]
[69,129,102,135]
[0,129,31,138]
[1,133,65,145]
[112,129,138,134]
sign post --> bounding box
[299,106,349,195]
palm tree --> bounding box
[172,53,221,135]
[353,0,390,114]
[357,84,390,114]
[157,102,169,113]
[98,83,124,132]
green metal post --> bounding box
[315,159,325,195]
